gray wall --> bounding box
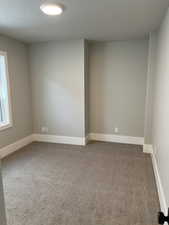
[84,40,89,136]
[29,40,86,137]
[0,35,32,148]
[0,161,6,225]
[89,40,148,137]
[149,7,169,206]
[144,32,157,144]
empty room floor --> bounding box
[2,141,159,225]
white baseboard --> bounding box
[33,134,86,146]
[151,151,167,214]
[0,134,88,158]
[89,133,144,145]
[143,144,153,154]
[85,134,90,145]
[0,135,34,159]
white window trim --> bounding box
[0,51,13,131]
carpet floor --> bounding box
[2,141,159,225]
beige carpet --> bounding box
[2,141,159,225]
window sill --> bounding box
[0,123,12,131]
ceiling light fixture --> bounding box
[40,1,64,16]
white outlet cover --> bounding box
[114,127,119,133]
[41,127,48,133]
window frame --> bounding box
[0,51,13,131]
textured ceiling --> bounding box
[0,0,169,43]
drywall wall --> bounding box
[84,40,89,136]
[150,7,169,207]
[0,161,7,225]
[89,40,148,137]
[0,35,32,148]
[29,40,86,137]
[144,32,158,144]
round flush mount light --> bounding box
[40,1,64,16]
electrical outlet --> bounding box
[41,126,48,133]
[114,127,119,133]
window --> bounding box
[0,51,12,131]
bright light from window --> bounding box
[0,52,12,130]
